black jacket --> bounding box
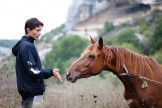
[12,36,53,97]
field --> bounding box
[0,73,129,108]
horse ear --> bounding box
[90,35,96,44]
[98,36,103,49]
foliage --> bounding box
[104,22,114,32]
[151,49,162,64]
[143,29,153,37]
[98,22,114,35]
[117,28,135,44]
[104,35,118,46]
[117,28,144,52]
[139,23,149,34]
[120,43,141,53]
[0,55,16,75]
[104,28,144,53]
[44,35,89,75]
[150,22,162,54]
[153,10,162,24]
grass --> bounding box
[0,73,129,108]
[0,74,21,108]
[44,76,129,108]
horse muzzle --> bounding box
[66,71,80,83]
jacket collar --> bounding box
[21,36,35,43]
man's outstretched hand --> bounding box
[53,69,62,82]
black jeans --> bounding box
[22,96,34,108]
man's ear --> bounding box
[90,35,96,44]
[98,36,103,49]
[27,28,30,32]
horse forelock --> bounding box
[81,45,93,56]
[104,46,159,79]
[81,50,90,57]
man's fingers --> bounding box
[54,68,59,71]
[54,71,62,82]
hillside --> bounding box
[65,0,162,38]
[0,40,17,61]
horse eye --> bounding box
[88,55,95,59]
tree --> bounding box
[104,22,114,32]
[117,28,144,52]
[44,35,89,75]
[150,22,162,54]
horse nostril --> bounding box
[66,71,71,77]
[66,72,72,81]
[66,71,71,81]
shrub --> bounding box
[44,35,89,75]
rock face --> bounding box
[65,0,159,36]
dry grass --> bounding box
[0,73,129,108]
[44,76,129,108]
[0,74,21,108]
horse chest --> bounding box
[123,80,162,108]
[124,91,158,108]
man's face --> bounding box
[27,25,43,40]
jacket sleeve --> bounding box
[20,44,53,79]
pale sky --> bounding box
[0,0,72,40]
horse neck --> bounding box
[103,46,123,74]
[103,46,143,94]
[103,47,141,94]
[104,46,159,80]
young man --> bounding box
[12,17,62,108]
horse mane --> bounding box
[105,46,159,79]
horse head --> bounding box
[66,36,106,83]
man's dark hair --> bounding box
[24,18,44,34]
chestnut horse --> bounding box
[66,36,162,108]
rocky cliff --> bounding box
[65,0,161,37]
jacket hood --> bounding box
[12,40,21,56]
[12,36,35,56]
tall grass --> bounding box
[0,72,128,108]
[0,74,21,108]
[44,76,129,108]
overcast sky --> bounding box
[0,0,72,40]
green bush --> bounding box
[150,22,162,54]
[151,49,162,64]
[104,22,114,32]
[139,23,149,34]
[44,35,89,75]
[143,29,153,37]
[117,28,136,44]
[121,43,141,53]
[116,28,144,52]
[98,22,114,35]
